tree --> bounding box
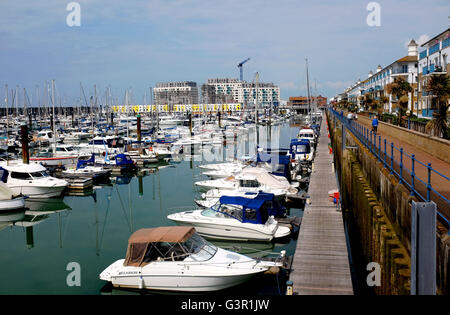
[379,95,389,115]
[386,77,412,126]
[363,94,374,111]
[425,74,450,139]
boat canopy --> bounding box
[124,227,198,267]
[115,154,134,166]
[128,226,195,244]
[214,192,285,224]
[256,152,292,180]
[76,153,95,169]
[290,139,311,155]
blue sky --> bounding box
[1,0,449,106]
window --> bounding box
[240,179,260,188]
[244,209,257,221]
[10,172,32,180]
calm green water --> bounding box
[0,122,303,295]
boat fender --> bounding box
[139,275,144,289]
[264,267,280,275]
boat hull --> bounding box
[30,156,78,166]
[101,259,265,292]
[0,197,26,211]
[8,185,66,198]
[167,216,276,242]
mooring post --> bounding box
[21,124,29,164]
[286,280,293,295]
[137,114,141,142]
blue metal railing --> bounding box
[419,49,428,60]
[328,108,450,233]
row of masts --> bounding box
[2,81,144,118]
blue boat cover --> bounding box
[115,154,134,166]
[76,153,95,169]
[217,192,285,224]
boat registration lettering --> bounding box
[118,271,138,275]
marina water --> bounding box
[0,122,303,295]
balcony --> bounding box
[429,43,440,55]
[419,50,428,60]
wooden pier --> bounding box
[289,117,353,295]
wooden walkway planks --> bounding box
[289,116,353,295]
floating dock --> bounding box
[288,117,353,295]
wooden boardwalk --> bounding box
[289,117,353,295]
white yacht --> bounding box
[0,162,68,198]
[298,128,317,148]
[195,167,298,198]
[99,226,282,292]
[168,195,291,242]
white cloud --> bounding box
[416,34,430,46]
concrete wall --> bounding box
[358,114,450,164]
[328,112,450,295]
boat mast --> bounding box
[52,80,56,153]
[306,58,312,123]
[255,72,259,149]
[4,84,9,164]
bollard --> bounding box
[286,280,293,295]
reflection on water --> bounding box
[0,122,303,295]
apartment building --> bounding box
[153,81,199,106]
[418,27,450,117]
[345,39,419,114]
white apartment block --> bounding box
[418,27,450,118]
[345,39,419,114]
[153,81,199,105]
[205,78,280,106]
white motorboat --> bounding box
[198,161,249,171]
[30,144,79,166]
[298,128,317,148]
[61,165,111,181]
[150,145,174,159]
[195,167,298,198]
[0,162,68,198]
[195,189,285,208]
[0,181,26,211]
[168,194,291,242]
[99,226,282,292]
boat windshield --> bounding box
[182,233,217,262]
[295,145,309,153]
[203,203,243,221]
[139,233,217,264]
[30,171,49,178]
[239,179,260,188]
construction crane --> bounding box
[237,58,250,81]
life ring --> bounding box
[149,147,153,152]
